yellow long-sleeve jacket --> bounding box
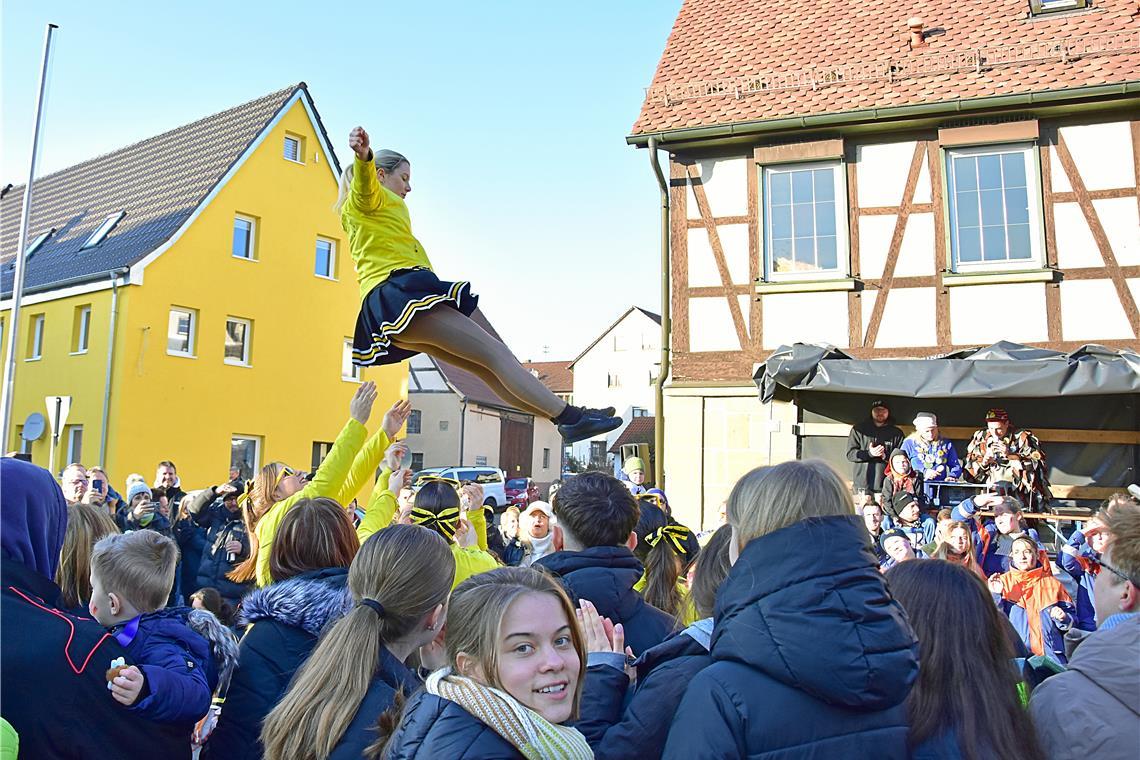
[341,155,432,300]
[254,418,368,586]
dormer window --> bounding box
[25,230,53,259]
[81,212,125,250]
[1029,0,1088,15]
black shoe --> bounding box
[559,410,622,443]
[582,406,616,417]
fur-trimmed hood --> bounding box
[187,608,240,692]
[238,567,352,638]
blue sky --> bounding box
[2,0,681,361]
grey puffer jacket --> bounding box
[1029,615,1140,760]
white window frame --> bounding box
[72,305,92,355]
[25,230,52,259]
[314,237,337,280]
[26,314,44,361]
[407,410,422,435]
[342,339,362,382]
[232,215,257,261]
[81,212,125,250]
[283,134,304,164]
[224,316,252,367]
[231,435,262,481]
[760,159,849,282]
[167,307,197,358]
[944,143,1043,273]
[542,447,551,469]
[65,425,83,465]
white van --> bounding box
[411,466,508,510]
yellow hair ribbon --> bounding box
[236,479,255,507]
[410,506,462,540]
[645,523,692,555]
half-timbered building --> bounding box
[629,0,1140,528]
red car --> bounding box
[505,477,539,508]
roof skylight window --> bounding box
[81,211,126,249]
[1029,0,1088,15]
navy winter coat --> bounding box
[575,626,712,760]
[185,489,252,602]
[384,664,623,759]
[328,646,422,760]
[120,606,216,724]
[663,515,919,759]
[204,567,351,760]
[384,689,522,759]
[536,545,677,655]
[1059,529,1100,632]
[1,558,191,759]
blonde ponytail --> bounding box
[260,525,454,760]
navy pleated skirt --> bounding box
[351,268,478,367]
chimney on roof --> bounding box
[907,17,927,49]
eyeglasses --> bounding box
[1100,557,1140,587]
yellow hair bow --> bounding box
[410,506,462,540]
[645,523,692,555]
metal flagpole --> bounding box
[1,23,59,451]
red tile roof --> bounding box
[631,0,1140,136]
[608,416,656,453]
[522,361,574,394]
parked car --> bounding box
[411,466,508,510]
[505,477,539,508]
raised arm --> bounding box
[347,126,382,213]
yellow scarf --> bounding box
[425,668,593,760]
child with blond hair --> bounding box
[90,531,236,724]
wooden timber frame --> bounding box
[668,112,1140,385]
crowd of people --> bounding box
[1,384,1138,760]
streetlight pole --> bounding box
[1,23,59,450]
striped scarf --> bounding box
[425,668,593,760]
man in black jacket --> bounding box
[1,457,189,759]
[846,400,904,505]
[183,482,252,605]
[536,471,676,656]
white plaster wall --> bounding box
[700,396,797,531]
[462,406,502,469]
[406,391,461,469]
[858,215,896,280]
[661,394,704,529]
[1058,122,1135,191]
[1050,149,1072,193]
[1093,198,1140,267]
[856,141,920,207]
[893,213,936,278]
[686,157,748,219]
[761,291,848,349]
[949,283,1049,346]
[913,158,932,204]
[530,418,563,488]
[689,297,743,353]
[687,223,751,287]
[1060,279,1134,341]
[874,287,937,348]
[1054,202,1103,269]
[570,310,661,465]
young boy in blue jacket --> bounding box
[89,530,217,724]
[536,471,677,655]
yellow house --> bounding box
[0,83,404,486]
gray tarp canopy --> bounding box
[753,341,1140,498]
[756,341,1140,403]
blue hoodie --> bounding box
[663,515,919,759]
[536,545,677,656]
